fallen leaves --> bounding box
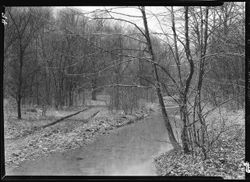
[154,109,245,179]
[5,107,151,170]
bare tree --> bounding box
[6,7,50,119]
[140,6,181,150]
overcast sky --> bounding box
[53,6,175,33]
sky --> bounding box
[53,6,174,33]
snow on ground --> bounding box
[154,106,245,179]
[4,102,153,170]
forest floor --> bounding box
[4,99,158,171]
[154,107,245,179]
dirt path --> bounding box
[6,111,175,176]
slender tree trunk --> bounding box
[114,65,120,109]
[68,82,73,107]
[36,76,39,105]
[82,89,85,105]
[91,78,97,100]
[140,6,181,150]
[158,87,181,149]
[114,84,119,110]
[180,6,196,154]
[17,97,21,119]
[180,103,191,153]
[91,90,97,101]
[171,6,191,153]
[192,7,209,158]
[17,48,24,119]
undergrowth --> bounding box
[154,109,245,179]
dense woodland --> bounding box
[4,3,245,173]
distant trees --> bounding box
[4,7,153,117]
[5,7,52,119]
[205,2,245,109]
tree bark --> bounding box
[91,78,97,100]
[17,97,22,119]
[17,49,24,119]
[180,104,190,153]
[69,87,73,107]
[140,6,181,150]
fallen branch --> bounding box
[84,110,100,122]
[41,107,92,129]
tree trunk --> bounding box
[91,78,97,100]
[180,104,190,153]
[157,87,181,149]
[17,97,21,119]
[69,89,73,107]
[92,90,97,100]
[140,6,181,150]
[82,89,85,105]
[114,85,119,110]
[17,48,24,119]
[36,77,39,105]
[171,6,191,153]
